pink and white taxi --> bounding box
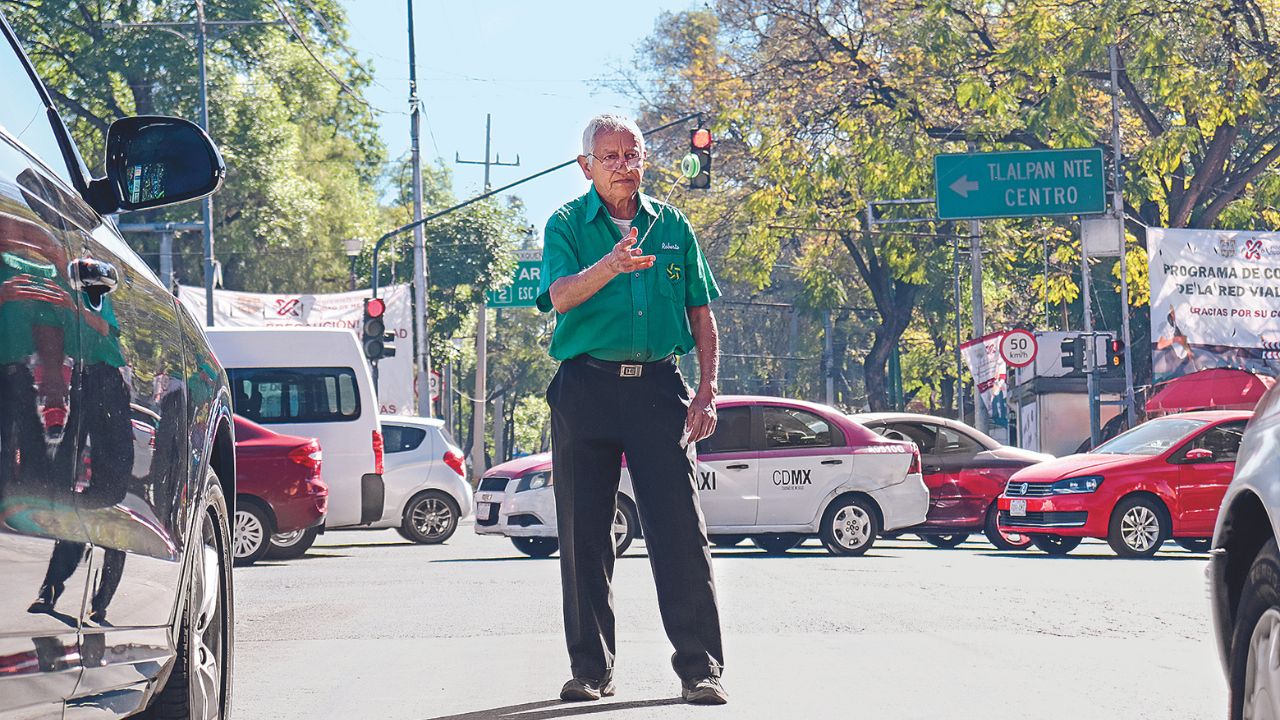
[474,396,928,557]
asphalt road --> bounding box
[233,523,1225,719]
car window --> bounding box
[700,406,751,453]
[227,367,361,424]
[932,425,982,456]
[383,425,428,454]
[882,422,937,453]
[0,32,73,185]
[764,407,839,449]
[1094,417,1208,455]
[1186,421,1247,462]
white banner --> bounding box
[1148,228,1280,383]
[178,284,416,415]
[961,331,1009,426]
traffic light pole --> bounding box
[1110,44,1138,428]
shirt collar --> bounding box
[584,185,660,221]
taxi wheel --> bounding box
[922,534,969,549]
[1229,539,1280,720]
[1030,535,1082,556]
[1176,538,1211,553]
[711,535,747,548]
[1108,495,1169,558]
[985,506,1033,551]
[753,534,805,555]
[613,501,638,557]
[232,500,271,566]
[820,496,880,556]
[512,537,558,558]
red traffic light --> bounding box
[691,128,712,149]
[365,297,386,318]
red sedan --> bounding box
[233,415,328,565]
[997,411,1250,557]
[850,412,1052,549]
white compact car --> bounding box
[1210,383,1280,718]
[475,395,929,557]
[374,415,473,543]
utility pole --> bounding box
[964,144,989,433]
[1082,220,1101,448]
[824,311,835,405]
[456,114,520,479]
[406,0,433,418]
[1110,43,1138,429]
[104,3,282,325]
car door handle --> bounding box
[923,465,942,474]
[70,257,118,308]
[820,459,843,465]
[725,463,750,470]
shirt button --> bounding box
[637,311,643,316]
[635,353,642,358]
[634,272,640,277]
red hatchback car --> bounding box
[233,415,328,565]
[998,411,1250,557]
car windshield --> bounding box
[1092,418,1208,456]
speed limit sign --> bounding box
[1000,329,1037,368]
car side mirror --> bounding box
[1185,448,1215,463]
[87,116,225,214]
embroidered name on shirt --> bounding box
[661,242,681,251]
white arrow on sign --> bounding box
[949,176,980,198]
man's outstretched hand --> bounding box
[602,227,655,275]
[686,387,717,444]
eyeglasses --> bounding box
[587,151,645,171]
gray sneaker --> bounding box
[682,676,728,705]
[560,677,616,702]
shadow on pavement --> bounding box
[976,551,1207,561]
[424,697,684,720]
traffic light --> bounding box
[1060,336,1083,373]
[689,127,712,189]
[362,297,396,361]
[1107,338,1126,372]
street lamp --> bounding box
[343,238,363,292]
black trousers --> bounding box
[546,356,724,683]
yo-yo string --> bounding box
[636,153,702,251]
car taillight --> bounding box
[287,442,323,474]
[443,449,466,477]
[909,449,922,475]
[372,430,385,475]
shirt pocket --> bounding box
[654,253,686,305]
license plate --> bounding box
[1010,499,1027,517]
[476,502,494,521]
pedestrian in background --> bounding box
[535,113,727,705]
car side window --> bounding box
[931,425,982,456]
[700,406,751,453]
[763,407,839,449]
[383,425,427,454]
[884,422,937,453]
[0,33,73,185]
[1188,421,1247,462]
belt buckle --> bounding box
[619,363,643,378]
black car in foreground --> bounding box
[0,10,235,720]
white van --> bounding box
[206,328,385,543]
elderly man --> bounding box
[535,113,727,705]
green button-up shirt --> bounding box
[536,186,720,362]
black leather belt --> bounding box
[576,354,675,378]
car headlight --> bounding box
[517,471,552,493]
[1051,475,1103,494]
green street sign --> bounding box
[487,249,542,308]
[934,148,1106,220]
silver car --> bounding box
[372,416,473,544]
[1210,384,1280,719]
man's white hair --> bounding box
[581,114,645,160]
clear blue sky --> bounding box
[338,0,699,234]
